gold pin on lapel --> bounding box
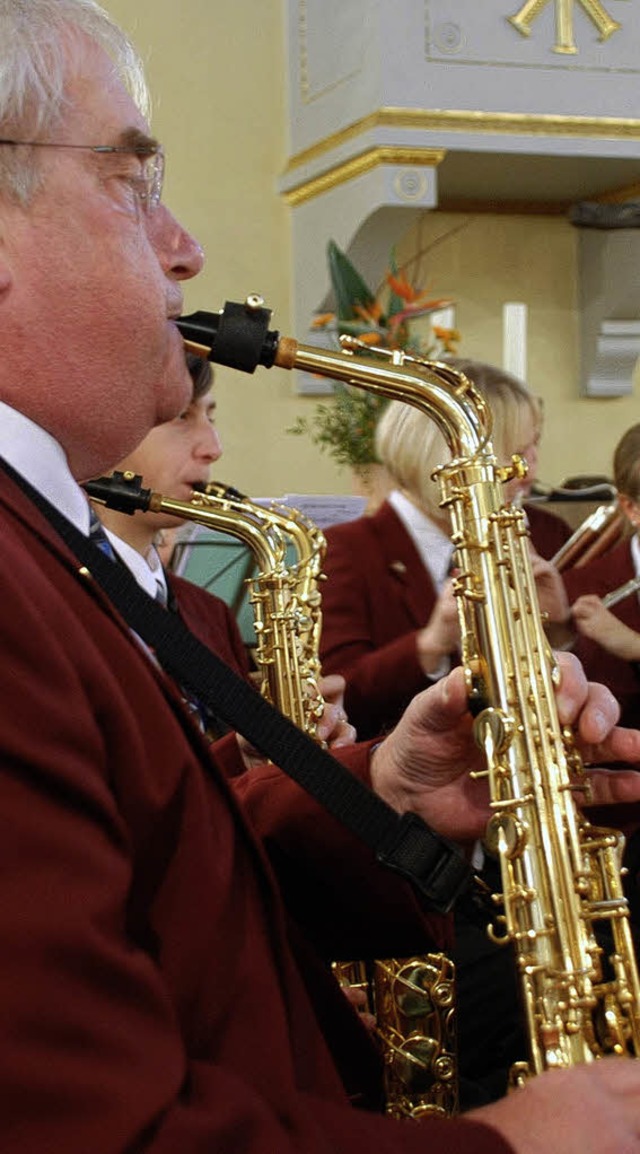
[389,560,407,576]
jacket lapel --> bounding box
[369,501,438,626]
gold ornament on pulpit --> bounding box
[508,0,622,55]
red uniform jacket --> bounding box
[524,501,572,561]
[0,470,508,1154]
[321,500,442,739]
[563,540,640,729]
[320,499,571,740]
[167,570,250,678]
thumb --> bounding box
[408,666,469,733]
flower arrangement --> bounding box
[287,240,460,470]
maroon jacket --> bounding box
[321,501,442,739]
[167,570,250,678]
[0,469,508,1154]
[320,499,571,740]
[563,540,640,729]
[524,502,572,561]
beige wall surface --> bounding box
[107,1,639,499]
[107,0,337,497]
[394,210,640,491]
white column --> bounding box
[502,302,528,381]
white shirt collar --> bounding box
[0,400,90,533]
[104,531,168,601]
[388,488,453,592]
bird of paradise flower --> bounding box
[287,241,460,469]
[310,240,460,357]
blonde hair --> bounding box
[375,357,542,518]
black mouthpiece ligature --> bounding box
[176,296,280,373]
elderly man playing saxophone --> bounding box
[2,3,640,1154]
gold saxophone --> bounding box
[201,481,328,740]
[86,460,458,1118]
[84,471,327,741]
[331,955,457,1118]
[178,298,640,1082]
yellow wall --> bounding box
[107,1,639,496]
[394,209,640,490]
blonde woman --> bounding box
[320,359,571,739]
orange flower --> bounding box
[354,300,384,324]
[386,271,418,302]
[311,312,335,329]
[433,325,461,353]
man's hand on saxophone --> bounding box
[469,1055,640,1154]
[370,652,640,844]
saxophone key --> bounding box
[485,812,526,859]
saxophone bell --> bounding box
[332,955,458,1119]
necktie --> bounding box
[88,507,118,561]
[88,510,216,736]
[154,578,168,607]
[151,569,214,735]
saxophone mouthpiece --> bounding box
[194,480,248,501]
[83,470,152,515]
[177,296,282,373]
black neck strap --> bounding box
[1,458,472,913]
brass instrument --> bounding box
[602,574,640,611]
[332,956,457,1118]
[84,471,327,740]
[178,298,640,1082]
[203,481,328,740]
[551,503,625,572]
[194,490,459,1116]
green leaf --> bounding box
[386,249,405,319]
[327,240,376,321]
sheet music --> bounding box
[254,493,367,529]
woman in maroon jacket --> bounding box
[320,359,571,740]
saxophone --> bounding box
[84,471,327,741]
[86,461,459,1117]
[177,298,640,1081]
[202,481,328,739]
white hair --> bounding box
[0,0,149,201]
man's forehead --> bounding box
[63,41,151,144]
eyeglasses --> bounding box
[0,139,165,213]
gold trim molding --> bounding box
[283,106,640,177]
[282,146,446,207]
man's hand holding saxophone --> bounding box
[369,652,640,1153]
[371,652,640,844]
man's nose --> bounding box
[148,204,205,281]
